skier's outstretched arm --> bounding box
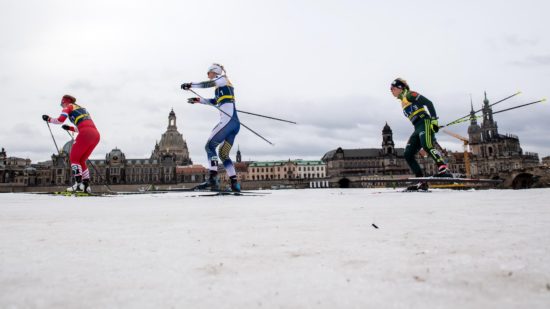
[191,76,227,89]
[42,106,72,125]
[183,76,228,105]
[47,112,68,124]
[182,76,227,89]
[188,97,216,105]
[61,124,78,132]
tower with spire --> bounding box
[467,96,482,156]
[0,147,6,166]
[473,92,524,160]
[236,145,242,163]
[382,122,395,155]
[480,92,499,142]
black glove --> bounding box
[42,115,50,121]
[181,83,192,90]
[61,124,71,131]
[430,118,439,133]
[187,97,201,104]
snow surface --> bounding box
[1,188,550,309]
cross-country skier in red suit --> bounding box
[42,95,100,193]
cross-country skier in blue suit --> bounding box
[181,64,241,192]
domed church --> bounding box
[150,109,192,165]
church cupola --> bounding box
[168,108,177,131]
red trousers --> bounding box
[70,121,100,172]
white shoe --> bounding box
[67,182,85,192]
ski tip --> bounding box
[542,98,547,102]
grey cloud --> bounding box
[504,35,539,47]
[511,55,550,66]
[67,80,97,92]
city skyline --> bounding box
[1,103,545,166]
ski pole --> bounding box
[443,98,546,127]
[236,109,297,124]
[443,91,521,127]
[187,89,275,146]
[45,121,60,154]
[491,98,546,116]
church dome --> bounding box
[151,109,192,165]
[106,148,125,163]
[61,141,73,154]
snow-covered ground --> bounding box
[1,188,550,309]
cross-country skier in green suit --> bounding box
[390,78,451,191]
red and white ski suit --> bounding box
[49,103,100,179]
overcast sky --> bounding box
[1,0,549,166]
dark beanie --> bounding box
[391,78,409,90]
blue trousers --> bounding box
[205,118,240,172]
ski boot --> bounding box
[82,179,92,193]
[229,176,241,192]
[434,164,453,177]
[406,181,429,191]
[195,171,220,191]
[67,181,85,192]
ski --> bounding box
[401,189,432,193]
[371,190,432,194]
[31,191,165,196]
[29,189,267,196]
[163,187,271,194]
[185,191,265,197]
[408,177,502,183]
[50,191,105,197]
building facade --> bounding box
[245,159,326,181]
[322,123,420,178]
[466,93,539,176]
